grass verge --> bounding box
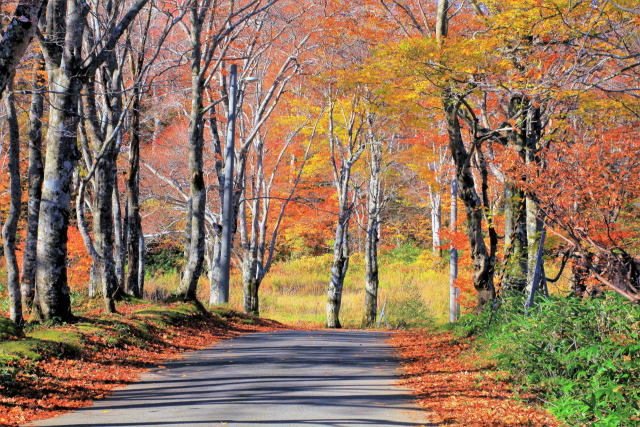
[0,300,285,426]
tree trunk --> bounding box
[428,187,442,254]
[363,214,379,327]
[33,68,80,322]
[208,228,223,305]
[525,229,546,311]
[443,94,496,309]
[364,138,382,327]
[217,65,239,304]
[113,172,126,297]
[175,7,206,301]
[137,232,145,297]
[503,183,528,292]
[241,169,262,315]
[126,92,143,298]
[3,83,23,324]
[243,277,260,315]
[21,54,45,309]
[327,214,350,328]
[503,96,530,292]
[525,105,544,295]
[33,0,87,320]
[92,139,118,313]
[525,197,543,294]
[0,0,45,97]
[449,177,460,323]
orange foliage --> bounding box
[0,303,286,426]
[390,330,560,426]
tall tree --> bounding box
[326,98,366,328]
[2,81,23,324]
[363,117,385,327]
[33,0,149,321]
[21,52,46,309]
[173,0,279,302]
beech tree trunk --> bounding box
[33,0,149,321]
[503,96,530,292]
[364,138,382,327]
[21,54,45,309]
[93,155,118,313]
[126,92,143,298]
[34,34,84,321]
[207,229,223,305]
[449,178,460,322]
[327,213,350,328]
[175,4,206,301]
[437,0,495,309]
[503,183,528,292]
[3,83,23,324]
[326,101,364,328]
[240,143,262,315]
[524,105,544,295]
[113,177,126,296]
[428,187,442,254]
[0,0,45,98]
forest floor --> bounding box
[1,299,562,427]
[390,329,561,426]
[0,300,284,426]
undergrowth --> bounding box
[457,294,640,425]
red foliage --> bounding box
[0,304,286,426]
[390,330,559,426]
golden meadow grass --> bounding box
[0,243,569,327]
[144,248,451,328]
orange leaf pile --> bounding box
[0,304,285,426]
[390,330,560,426]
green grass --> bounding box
[0,328,82,360]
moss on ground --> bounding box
[0,317,22,341]
[0,329,82,360]
[0,302,206,364]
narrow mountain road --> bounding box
[31,330,432,427]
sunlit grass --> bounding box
[228,249,450,328]
[141,246,451,328]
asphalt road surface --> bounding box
[31,330,431,427]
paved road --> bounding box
[32,330,431,427]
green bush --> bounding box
[383,242,423,264]
[386,284,433,328]
[459,295,640,425]
[144,240,184,276]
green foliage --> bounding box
[382,242,423,264]
[144,240,184,276]
[386,284,432,329]
[459,295,640,425]
[134,303,202,326]
[0,317,23,340]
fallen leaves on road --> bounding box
[0,303,285,426]
[390,330,560,426]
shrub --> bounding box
[145,240,184,276]
[459,294,640,425]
